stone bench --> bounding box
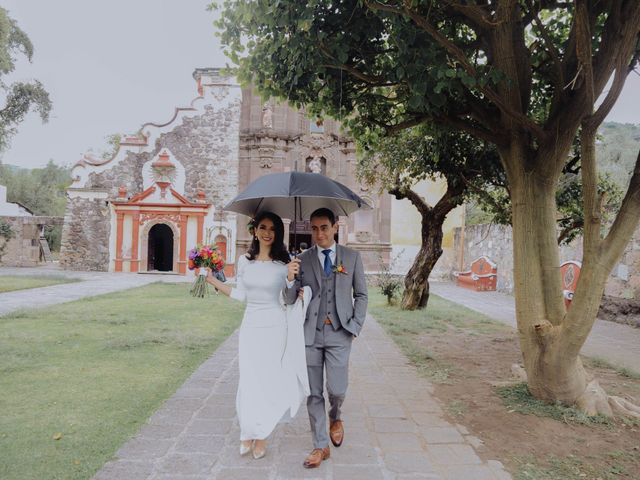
[560,260,581,308]
[454,256,497,291]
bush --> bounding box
[373,251,404,305]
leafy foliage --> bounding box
[358,124,503,197]
[372,252,404,305]
[0,160,71,251]
[0,218,13,260]
[0,7,51,152]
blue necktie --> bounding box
[322,249,332,276]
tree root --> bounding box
[511,363,528,381]
[608,395,640,418]
[576,379,613,416]
[510,367,640,418]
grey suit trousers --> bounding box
[306,322,353,449]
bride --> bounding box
[206,211,309,459]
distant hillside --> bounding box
[1,163,27,174]
[466,121,640,225]
[597,122,640,189]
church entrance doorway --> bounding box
[147,223,174,272]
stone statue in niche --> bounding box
[307,156,323,174]
[261,103,273,129]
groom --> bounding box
[284,208,368,468]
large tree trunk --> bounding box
[507,132,640,415]
[401,214,445,310]
[389,184,462,311]
[508,156,589,403]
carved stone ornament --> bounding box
[259,157,273,168]
[355,231,372,242]
[308,156,322,173]
[262,102,273,128]
[140,213,181,225]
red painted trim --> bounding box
[126,186,156,203]
[131,213,140,272]
[179,215,188,274]
[169,188,193,205]
[115,213,125,272]
[114,202,210,209]
[197,215,204,244]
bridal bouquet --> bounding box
[188,244,226,297]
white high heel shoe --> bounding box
[240,440,253,456]
[252,440,266,459]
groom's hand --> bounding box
[287,258,301,282]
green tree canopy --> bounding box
[0,7,51,152]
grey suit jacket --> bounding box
[283,244,368,346]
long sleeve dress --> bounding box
[230,255,309,441]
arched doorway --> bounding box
[147,224,174,272]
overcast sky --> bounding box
[0,0,227,168]
[1,1,639,169]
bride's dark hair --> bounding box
[246,211,291,264]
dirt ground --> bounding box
[423,327,640,479]
[599,296,640,328]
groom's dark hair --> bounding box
[310,208,336,226]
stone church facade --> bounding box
[60,68,391,275]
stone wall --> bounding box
[453,223,640,298]
[0,216,63,267]
[59,198,111,271]
[453,224,515,291]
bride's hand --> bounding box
[287,258,301,282]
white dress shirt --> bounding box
[285,243,337,287]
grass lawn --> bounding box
[368,289,509,382]
[0,282,244,480]
[0,275,79,293]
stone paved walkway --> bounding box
[430,281,640,373]
[93,315,511,480]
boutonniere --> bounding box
[332,263,348,274]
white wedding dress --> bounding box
[230,255,310,441]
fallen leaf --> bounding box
[52,432,63,440]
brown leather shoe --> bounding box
[303,447,330,468]
[329,420,344,447]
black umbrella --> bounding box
[224,171,371,247]
[224,171,371,220]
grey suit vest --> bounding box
[316,271,340,330]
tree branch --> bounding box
[532,12,565,97]
[388,185,432,216]
[385,115,430,135]
[444,1,499,30]
[587,57,632,130]
[435,114,506,146]
[432,183,465,220]
[580,125,601,255]
[557,219,582,245]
